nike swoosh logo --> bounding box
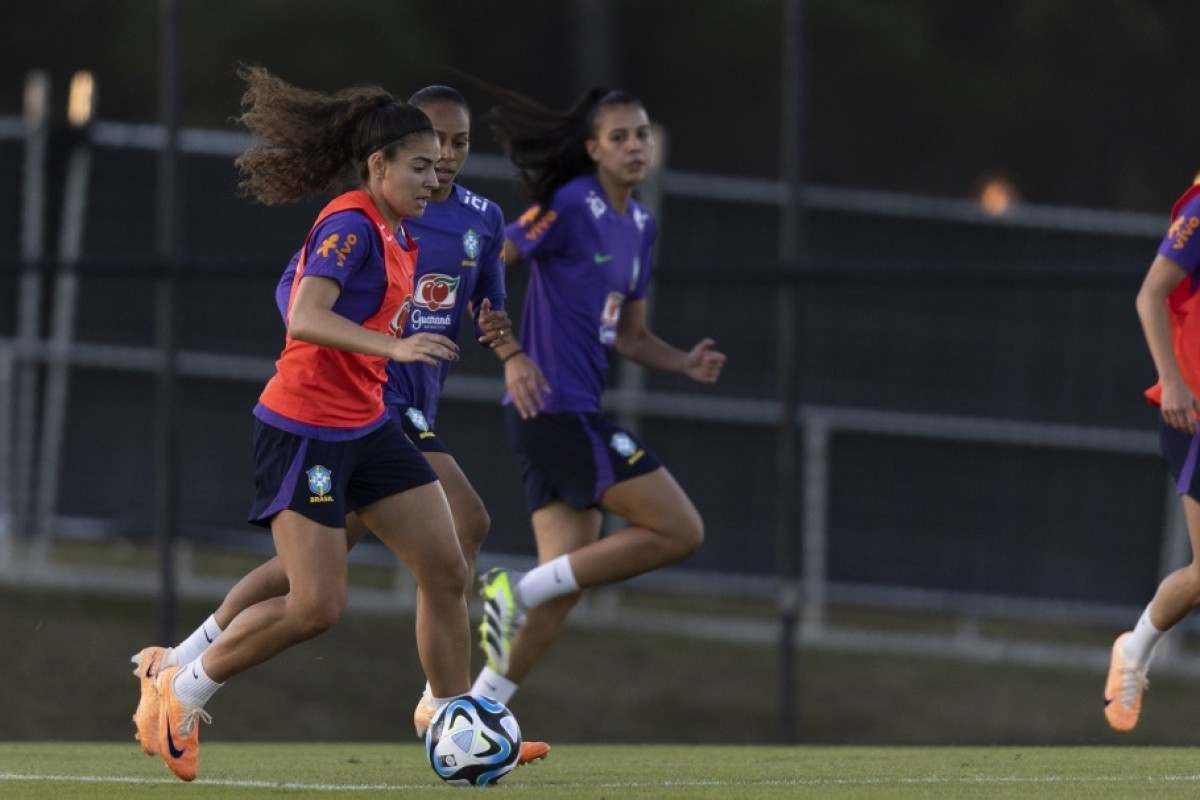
[593,253,613,264]
[192,665,200,680]
[553,566,562,584]
[483,681,497,692]
[204,630,213,643]
[166,723,186,759]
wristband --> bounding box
[500,348,524,364]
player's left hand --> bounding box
[682,338,726,384]
[473,298,514,349]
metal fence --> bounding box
[1,106,1194,680]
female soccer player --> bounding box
[133,67,473,782]
[1104,182,1200,732]
[471,87,727,706]
[132,83,549,766]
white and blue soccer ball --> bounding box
[425,695,521,786]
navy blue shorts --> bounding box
[248,417,438,529]
[1162,422,1200,501]
[390,404,450,455]
[505,406,661,513]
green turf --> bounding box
[7,585,1200,746]
[3,743,1200,798]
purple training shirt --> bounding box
[505,173,656,413]
[1160,192,1200,277]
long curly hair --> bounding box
[234,65,433,205]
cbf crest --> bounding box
[406,406,437,440]
[406,407,430,432]
[462,228,481,261]
[610,433,637,457]
[610,432,645,466]
[306,465,334,503]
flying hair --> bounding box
[234,65,433,204]
[476,80,644,207]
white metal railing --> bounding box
[0,114,1168,237]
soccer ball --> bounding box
[425,695,521,786]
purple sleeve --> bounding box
[275,251,301,323]
[472,209,509,345]
[301,211,375,286]
[628,216,657,301]
[504,201,569,263]
[1159,194,1200,275]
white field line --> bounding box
[6,771,1200,791]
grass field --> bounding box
[7,584,1200,747]
[4,743,1200,798]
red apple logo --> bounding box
[414,274,460,311]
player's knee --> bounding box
[1186,563,1200,601]
[290,591,345,637]
[665,510,704,559]
[456,503,491,558]
[422,552,470,600]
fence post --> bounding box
[801,410,828,636]
[0,345,14,570]
[15,70,50,544]
[775,0,807,743]
[34,87,94,555]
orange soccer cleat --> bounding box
[413,689,437,738]
[1104,632,1149,732]
[518,739,551,766]
[155,665,211,782]
[130,646,169,755]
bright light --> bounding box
[979,177,1018,216]
[67,71,95,128]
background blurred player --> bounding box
[471,86,727,708]
[1105,181,1200,732]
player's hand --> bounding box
[682,338,726,384]
[1161,378,1199,434]
[473,298,514,349]
[505,353,551,419]
[389,333,458,366]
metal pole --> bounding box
[34,75,96,555]
[0,345,14,569]
[572,0,615,92]
[775,0,806,743]
[155,0,181,645]
[15,70,50,548]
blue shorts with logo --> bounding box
[1162,422,1200,502]
[390,404,450,454]
[248,416,437,529]
[504,406,661,513]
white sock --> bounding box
[164,614,223,668]
[172,656,223,708]
[1122,604,1166,668]
[516,554,579,609]
[430,695,452,712]
[472,666,518,705]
